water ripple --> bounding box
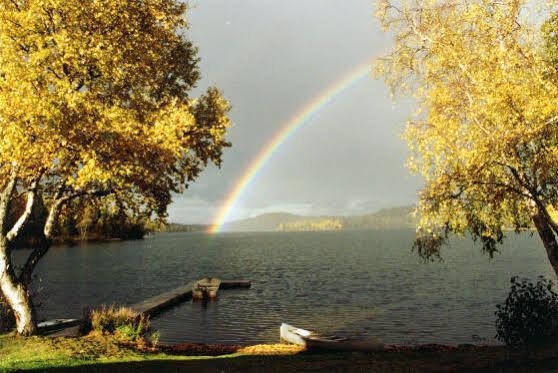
[20,230,555,345]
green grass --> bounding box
[0,333,236,371]
[4,333,558,372]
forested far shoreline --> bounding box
[221,206,416,232]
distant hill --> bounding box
[220,212,305,232]
[341,206,416,231]
[221,206,416,232]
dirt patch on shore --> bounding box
[161,342,304,356]
[160,342,243,356]
[237,343,305,355]
[162,341,492,357]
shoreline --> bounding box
[120,340,558,372]
[3,332,558,371]
[161,340,497,354]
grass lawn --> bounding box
[3,333,558,372]
[0,333,228,371]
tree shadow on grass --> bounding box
[33,351,558,373]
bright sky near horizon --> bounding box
[167,0,422,225]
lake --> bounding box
[21,230,555,346]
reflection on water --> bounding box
[19,230,555,345]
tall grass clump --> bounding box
[83,305,159,347]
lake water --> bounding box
[21,230,556,346]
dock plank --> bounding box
[220,280,251,289]
[130,281,196,316]
[130,280,250,316]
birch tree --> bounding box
[0,0,231,335]
[375,0,558,274]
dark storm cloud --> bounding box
[167,0,422,224]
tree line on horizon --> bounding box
[277,208,417,232]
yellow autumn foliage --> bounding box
[0,0,232,335]
[0,0,231,216]
[375,0,558,261]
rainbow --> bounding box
[208,61,373,233]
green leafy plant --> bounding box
[495,276,558,348]
[149,331,160,347]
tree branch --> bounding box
[43,187,113,239]
[6,179,40,242]
[0,167,18,234]
[19,187,113,284]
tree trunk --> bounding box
[532,212,558,278]
[0,238,37,336]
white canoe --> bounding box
[280,323,315,346]
[280,323,384,352]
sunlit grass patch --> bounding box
[0,333,229,370]
[0,333,136,369]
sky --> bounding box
[167,0,422,224]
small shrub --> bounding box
[149,330,160,346]
[495,276,558,348]
[83,305,157,346]
[115,323,139,341]
[0,292,15,333]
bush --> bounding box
[495,276,558,348]
[0,292,15,333]
[83,305,158,346]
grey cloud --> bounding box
[168,0,422,224]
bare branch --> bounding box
[6,179,40,242]
[43,187,113,239]
[17,187,115,283]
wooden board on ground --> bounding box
[42,325,81,337]
[38,319,81,334]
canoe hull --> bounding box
[280,323,385,352]
[280,323,312,346]
[306,337,384,352]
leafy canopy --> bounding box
[0,0,231,218]
[375,0,558,259]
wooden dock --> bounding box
[130,279,251,317]
[40,279,251,336]
[219,280,251,290]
